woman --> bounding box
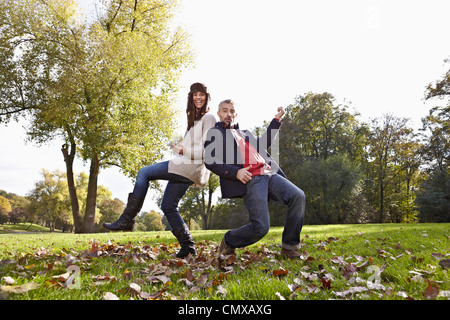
[103,83,216,258]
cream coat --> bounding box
[168,113,217,187]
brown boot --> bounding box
[281,247,302,259]
[218,237,235,255]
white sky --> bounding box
[1,0,450,213]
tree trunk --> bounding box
[83,154,100,233]
[379,182,384,223]
[61,133,83,233]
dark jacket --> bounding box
[204,119,286,198]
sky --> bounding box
[1,0,450,213]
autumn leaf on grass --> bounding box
[126,283,141,296]
[423,279,439,300]
[438,259,450,269]
[51,271,71,285]
[147,275,171,284]
[300,271,318,282]
[321,277,332,290]
[334,286,368,298]
[184,269,195,282]
[104,292,119,300]
[88,240,99,258]
[93,273,118,284]
[225,254,236,265]
[123,269,133,280]
[275,292,286,300]
[139,291,162,300]
[196,272,209,287]
[341,263,357,280]
[1,276,15,285]
[216,285,227,296]
[431,252,445,260]
[273,269,289,277]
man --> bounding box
[204,99,305,259]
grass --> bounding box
[0,223,449,301]
[0,223,59,234]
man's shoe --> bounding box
[218,237,235,256]
[281,247,302,259]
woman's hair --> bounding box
[186,82,211,131]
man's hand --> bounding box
[171,143,183,155]
[274,107,285,120]
[236,165,252,184]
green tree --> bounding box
[96,198,125,231]
[365,114,419,222]
[416,60,450,221]
[274,92,369,224]
[179,174,220,230]
[27,169,72,232]
[138,210,164,231]
[0,0,192,233]
[0,195,12,213]
[281,92,368,162]
[0,206,8,225]
[210,198,249,230]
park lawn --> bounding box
[0,223,59,234]
[0,223,449,300]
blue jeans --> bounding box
[224,174,305,250]
[132,161,193,229]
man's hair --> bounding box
[218,99,235,111]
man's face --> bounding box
[217,102,237,127]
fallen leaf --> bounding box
[216,285,227,296]
[154,275,171,284]
[321,277,332,290]
[411,256,424,263]
[226,254,236,265]
[439,259,450,269]
[367,282,386,291]
[127,283,141,295]
[104,292,119,300]
[273,269,289,277]
[431,252,445,260]
[140,291,161,300]
[123,269,132,280]
[438,291,450,298]
[307,283,319,294]
[423,279,439,300]
[334,286,367,297]
[93,274,118,283]
[1,276,15,285]
[275,292,286,300]
[177,278,194,287]
[183,269,195,282]
[341,263,357,280]
[52,272,70,282]
[300,271,318,282]
[288,283,302,293]
[196,272,209,287]
[88,241,99,257]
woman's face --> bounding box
[193,92,207,110]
